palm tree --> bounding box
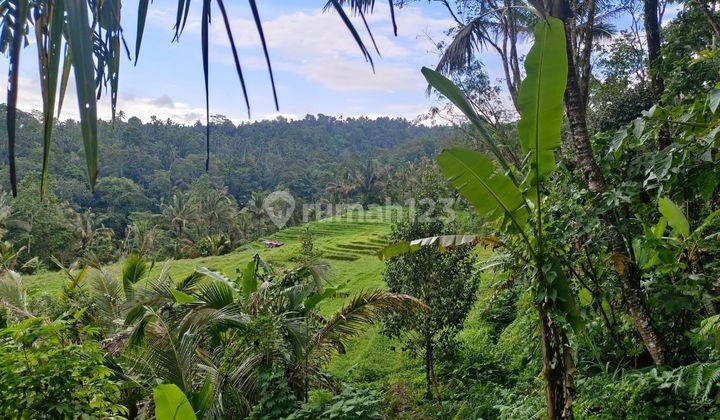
[191,186,238,237]
[115,254,424,417]
[0,193,29,241]
[65,208,105,251]
[161,191,197,241]
[345,159,388,206]
[243,191,268,235]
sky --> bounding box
[2,1,471,125]
[1,1,685,125]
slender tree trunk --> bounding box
[539,303,574,419]
[614,249,669,364]
[644,0,663,97]
[563,28,606,192]
[644,0,670,149]
[578,0,596,105]
[559,16,671,366]
[424,331,433,400]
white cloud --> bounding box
[11,75,245,125]
[147,3,451,93]
[183,3,453,59]
[289,58,422,91]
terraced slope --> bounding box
[22,206,419,388]
[23,207,398,303]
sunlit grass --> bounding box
[23,206,424,388]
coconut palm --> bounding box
[161,191,197,241]
[344,159,389,206]
[0,193,29,240]
[64,208,106,251]
[242,191,269,235]
[116,254,424,417]
[191,186,238,237]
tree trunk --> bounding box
[424,332,433,400]
[643,0,670,149]
[539,303,574,419]
[559,17,671,366]
[563,27,607,193]
[644,0,664,98]
[614,253,669,364]
[578,0,596,105]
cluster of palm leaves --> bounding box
[2,253,423,417]
[325,159,389,205]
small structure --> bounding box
[264,240,284,248]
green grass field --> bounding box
[23,206,426,392]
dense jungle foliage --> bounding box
[3,0,720,419]
[0,113,457,266]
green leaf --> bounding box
[201,0,211,172]
[578,288,593,307]
[709,88,720,113]
[241,255,259,304]
[517,17,567,186]
[549,257,583,332]
[377,241,418,261]
[135,0,151,64]
[171,289,198,304]
[437,147,529,231]
[39,0,65,197]
[121,255,148,301]
[57,46,72,118]
[6,0,29,197]
[652,217,667,239]
[658,197,690,237]
[692,208,720,239]
[153,384,197,420]
[195,267,233,288]
[65,0,99,190]
[305,283,344,310]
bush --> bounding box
[248,366,299,419]
[286,385,382,419]
[574,367,720,418]
[0,317,126,419]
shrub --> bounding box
[248,366,299,419]
[0,317,126,419]
[286,385,382,419]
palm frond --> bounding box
[0,269,29,318]
[122,254,149,299]
[91,271,124,332]
[195,278,236,309]
[436,15,496,76]
[307,289,425,363]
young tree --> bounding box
[382,19,583,417]
[382,214,476,400]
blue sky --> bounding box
[5,1,466,124]
[3,1,683,125]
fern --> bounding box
[696,314,720,349]
[671,362,720,402]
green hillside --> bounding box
[23,206,424,391]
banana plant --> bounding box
[380,17,579,419]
